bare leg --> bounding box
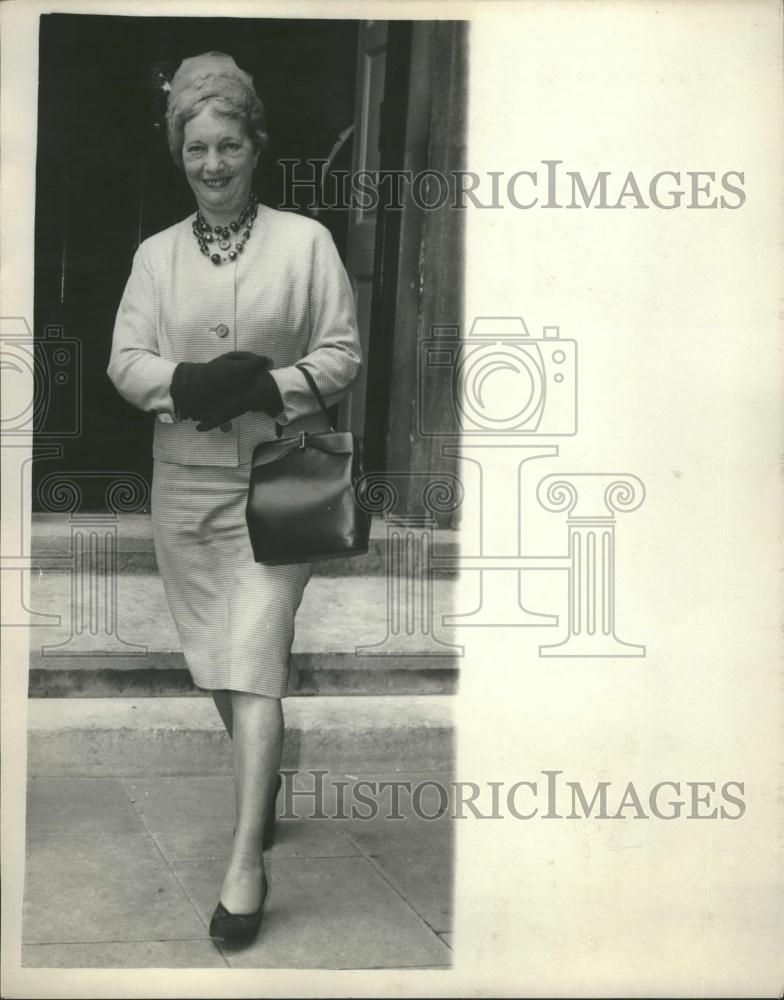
[211,690,238,822]
[211,690,233,737]
[218,691,282,913]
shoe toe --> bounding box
[209,878,268,943]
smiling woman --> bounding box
[106,50,362,946]
[183,111,261,264]
[167,52,265,238]
[182,111,259,217]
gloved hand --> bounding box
[169,351,284,431]
[194,366,284,431]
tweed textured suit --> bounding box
[107,204,362,696]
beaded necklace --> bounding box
[192,193,259,265]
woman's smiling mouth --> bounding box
[203,177,232,189]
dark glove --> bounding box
[170,351,269,420]
[194,366,284,431]
[169,351,284,432]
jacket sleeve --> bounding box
[106,244,179,423]
[268,227,362,425]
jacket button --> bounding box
[214,323,229,338]
[220,421,233,432]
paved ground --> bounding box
[22,767,454,969]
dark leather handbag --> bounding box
[245,365,371,565]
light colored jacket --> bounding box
[107,204,362,466]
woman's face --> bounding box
[182,104,258,220]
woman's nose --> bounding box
[205,148,225,174]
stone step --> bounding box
[28,513,459,576]
[26,695,455,776]
[27,573,463,697]
[29,651,458,697]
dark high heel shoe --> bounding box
[209,870,269,944]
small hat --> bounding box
[168,51,255,106]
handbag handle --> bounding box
[274,363,336,438]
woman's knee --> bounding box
[231,690,282,713]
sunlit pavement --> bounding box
[23,767,454,968]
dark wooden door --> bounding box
[340,20,388,440]
[33,13,360,511]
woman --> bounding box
[107,52,361,943]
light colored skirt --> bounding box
[150,459,313,698]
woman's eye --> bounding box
[223,143,240,152]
